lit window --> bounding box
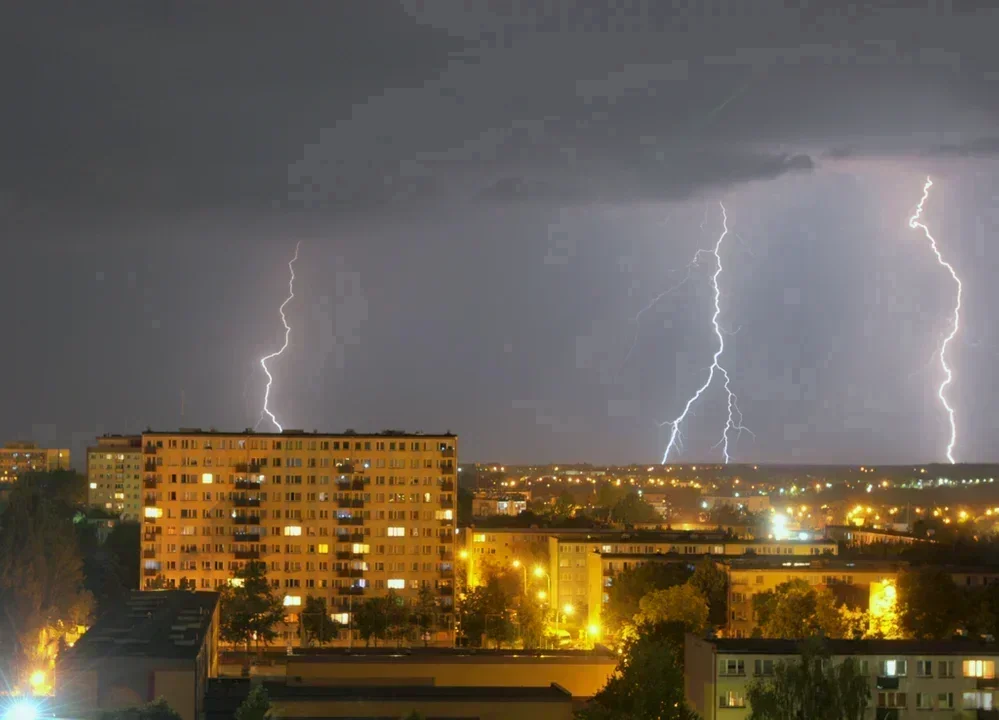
[318,544,329,554]
[473,533,486,542]
[332,613,350,625]
[387,579,405,589]
[201,473,213,484]
[284,526,302,536]
[435,509,453,520]
[352,543,370,554]
[89,482,97,489]
[144,507,162,518]
[283,595,302,606]
[228,578,244,587]
[963,660,996,679]
[388,527,405,537]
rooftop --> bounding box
[702,636,999,656]
[285,646,618,664]
[726,557,902,571]
[208,679,570,703]
[142,428,456,439]
[60,591,218,661]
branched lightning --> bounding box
[658,202,752,463]
[256,241,301,432]
[908,177,962,464]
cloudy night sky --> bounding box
[2,1,999,466]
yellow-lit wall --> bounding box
[286,656,616,698]
[140,431,457,643]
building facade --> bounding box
[0,441,69,484]
[88,434,143,519]
[140,429,457,644]
[471,493,528,518]
[685,635,999,720]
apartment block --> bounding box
[0,441,69,483]
[685,634,999,719]
[140,429,457,643]
[88,434,143,519]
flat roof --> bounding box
[553,530,731,542]
[286,647,617,664]
[60,591,218,661]
[703,636,999,656]
[143,429,456,438]
[726,558,902,571]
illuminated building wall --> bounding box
[139,429,456,643]
[87,434,143,519]
[0,441,70,484]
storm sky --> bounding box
[3,1,999,466]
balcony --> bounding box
[144,461,158,472]
[143,478,158,489]
[143,445,157,455]
[440,464,455,475]
[441,447,455,458]
[438,586,454,596]
[337,517,364,526]
[337,499,359,509]
[143,531,160,541]
[977,677,999,691]
[351,480,365,491]
[977,710,999,720]
[233,497,261,507]
[337,463,356,474]
[875,709,900,720]
[142,549,156,559]
[233,530,262,541]
[143,568,159,577]
[349,532,366,543]
[440,480,454,492]
[234,550,260,560]
[438,550,454,561]
[336,569,364,578]
[439,567,454,579]
[336,551,351,560]
[440,499,454,509]
[338,586,365,596]
[876,676,899,690]
[235,479,262,490]
[232,515,261,525]
[144,497,157,507]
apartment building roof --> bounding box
[60,591,218,661]
[553,530,732,543]
[705,636,999,656]
[726,558,902,571]
[286,646,618,664]
[143,428,456,438]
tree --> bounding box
[634,585,709,634]
[0,483,94,675]
[752,579,846,639]
[746,641,869,720]
[355,597,389,647]
[98,698,183,720]
[413,585,439,646]
[610,493,661,525]
[384,590,412,646]
[458,575,513,648]
[604,562,693,632]
[897,567,962,639]
[516,593,546,649]
[219,562,285,656]
[689,556,728,627]
[235,685,271,720]
[578,622,697,720]
[300,595,337,646]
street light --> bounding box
[511,559,527,589]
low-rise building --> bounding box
[827,524,932,547]
[471,492,529,518]
[0,441,69,484]
[206,679,574,720]
[87,434,143,519]
[57,591,220,720]
[685,634,999,720]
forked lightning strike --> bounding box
[659,202,751,463]
[908,177,962,464]
[256,241,301,432]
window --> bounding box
[201,473,213,484]
[144,507,162,518]
[879,659,906,677]
[720,659,745,676]
[473,533,486,543]
[387,579,405,589]
[283,526,302,536]
[937,692,954,710]
[282,595,302,606]
[877,692,906,708]
[963,660,996,679]
[915,693,932,710]
[388,527,405,537]
[352,544,370,554]
[939,660,955,678]
[754,659,774,676]
[916,660,933,677]
[318,544,329,554]
[719,691,745,708]
[963,692,994,710]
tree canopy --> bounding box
[604,562,692,632]
[300,595,337,646]
[634,584,709,634]
[610,493,661,525]
[98,698,182,720]
[746,641,869,720]
[752,579,849,639]
[219,562,284,654]
[896,567,962,640]
[689,556,728,627]
[235,685,271,720]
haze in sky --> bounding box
[2,2,999,465]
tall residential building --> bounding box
[140,429,457,644]
[0,441,70,483]
[87,434,143,519]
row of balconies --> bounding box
[233,497,261,507]
[874,676,998,691]
[337,517,364,526]
[337,499,365,509]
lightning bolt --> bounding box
[658,202,751,463]
[256,241,301,432]
[908,177,962,464]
